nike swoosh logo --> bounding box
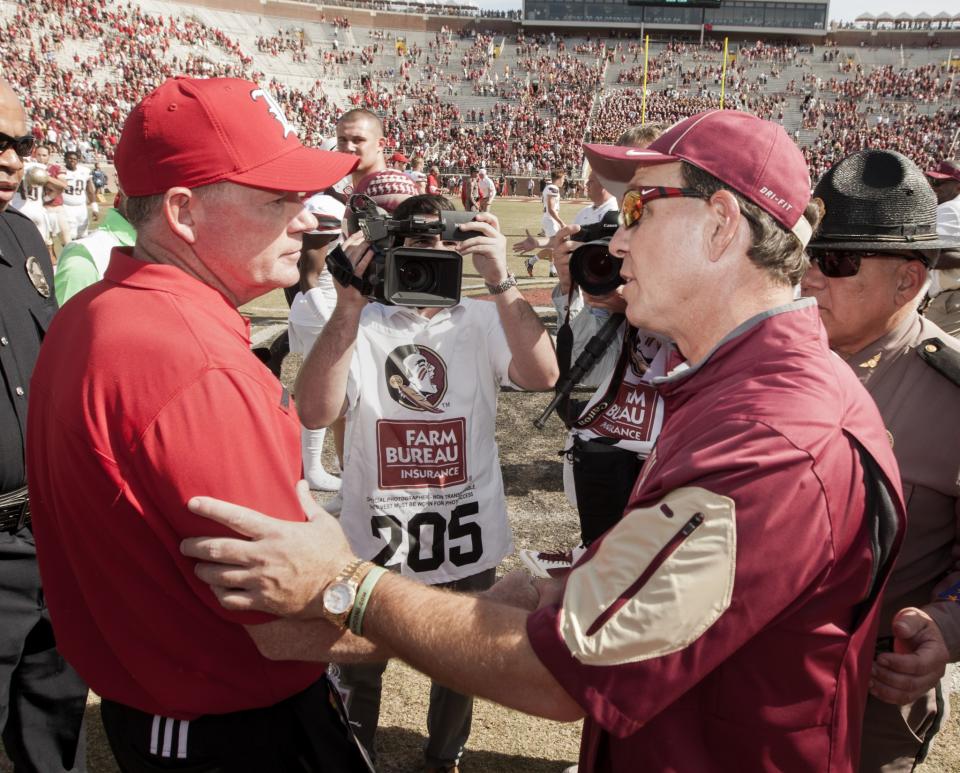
[624,149,656,157]
[640,188,657,196]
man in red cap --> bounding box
[180,111,906,773]
[26,77,377,772]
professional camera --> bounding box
[568,210,624,296]
[328,194,477,308]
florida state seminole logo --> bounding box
[385,345,447,413]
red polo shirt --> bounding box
[28,249,324,719]
[527,301,905,772]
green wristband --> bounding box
[348,566,389,637]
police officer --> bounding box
[0,79,87,771]
[801,149,960,772]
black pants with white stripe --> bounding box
[100,678,373,772]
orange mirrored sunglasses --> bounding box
[619,187,707,229]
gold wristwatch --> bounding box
[321,559,372,628]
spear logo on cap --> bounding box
[250,88,296,139]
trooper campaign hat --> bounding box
[809,149,960,267]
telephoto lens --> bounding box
[569,243,624,296]
[568,210,623,295]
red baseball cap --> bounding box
[926,160,960,183]
[390,152,409,163]
[584,110,813,246]
[115,77,358,197]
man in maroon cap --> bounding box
[925,159,960,336]
[180,111,906,773]
[26,77,377,772]
[926,159,960,237]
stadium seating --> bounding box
[2,0,956,182]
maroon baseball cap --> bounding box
[115,77,358,197]
[584,110,813,246]
[926,160,960,183]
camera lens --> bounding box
[570,242,624,296]
[398,260,437,293]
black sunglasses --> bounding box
[0,132,36,158]
[808,249,912,278]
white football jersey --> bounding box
[338,299,515,584]
[61,165,91,207]
[20,161,48,204]
[542,183,560,214]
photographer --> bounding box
[523,127,668,568]
[294,194,557,772]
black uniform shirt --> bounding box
[0,208,57,493]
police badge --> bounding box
[25,256,51,298]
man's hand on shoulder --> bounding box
[478,569,539,610]
[181,480,355,619]
[870,606,950,705]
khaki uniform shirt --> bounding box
[842,314,960,657]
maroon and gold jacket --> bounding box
[529,300,905,773]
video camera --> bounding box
[568,210,624,296]
[327,194,476,308]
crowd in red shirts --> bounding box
[4,0,256,160]
[3,0,957,186]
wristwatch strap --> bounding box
[485,272,518,295]
[322,558,366,627]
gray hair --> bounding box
[680,161,822,287]
[124,182,231,230]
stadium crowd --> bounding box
[3,0,957,187]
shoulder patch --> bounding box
[918,338,960,388]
